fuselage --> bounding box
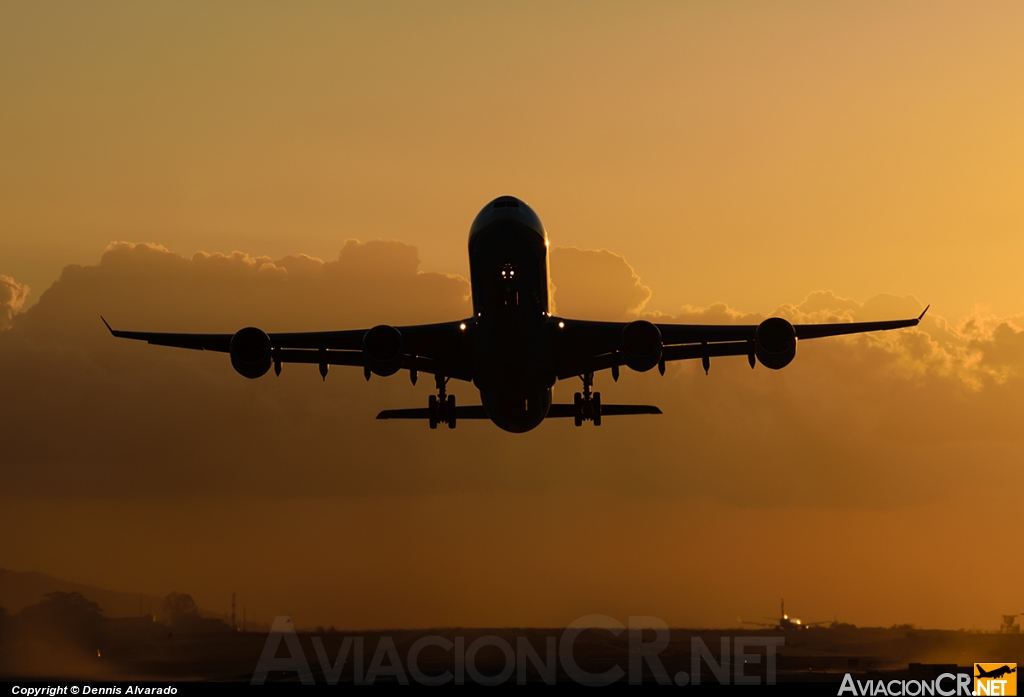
[468,196,555,432]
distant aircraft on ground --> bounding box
[104,196,927,433]
[742,599,830,631]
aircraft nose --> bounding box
[490,195,522,210]
[469,196,546,240]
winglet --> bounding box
[100,316,114,334]
[917,305,930,322]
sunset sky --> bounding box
[1,2,1022,631]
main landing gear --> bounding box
[428,374,456,430]
[573,372,601,427]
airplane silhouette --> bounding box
[742,599,830,631]
[976,665,1016,680]
[103,196,928,433]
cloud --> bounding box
[0,276,29,330]
[0,240,474,499]
[549,247,651,319]
[663,289,1024,388]
[20,240,470,340]
[2,240,1023,631]
[0,241,1022,511]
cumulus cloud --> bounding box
[0,240,473,498]
[2,241,1023,631]
[23,240,470,339]
[661,289,1024,388]
[0,275,29,330]
[549,247,651,319]
[0,241,1022,511]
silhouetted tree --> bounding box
[17,592,103,646]
[830,621,858,630]
[160,592,199,627]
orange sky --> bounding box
[3,2,1024,318]
[1,2,1023,631]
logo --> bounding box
[975,663,1017,696]
[250,615,786,685]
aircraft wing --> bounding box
[553,307,928,379]
[101,318,475,381]
[103,304,927,384]
[740,620,781,629]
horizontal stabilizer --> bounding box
[548,404,662,417]
[377,406,490,420]
[377,404,662,420]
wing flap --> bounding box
[794,315,923,340]
[662,341,752,361]
[658,324,756,344]
[103,320,233,352]
[273,349,364,367]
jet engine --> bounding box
[621,320,663,372]
[755,317,797,370]
[230,327,272,379]
[363,325,405,377]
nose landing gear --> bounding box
[428,374,457,429]
[573,372,601,427]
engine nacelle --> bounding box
[755,317,797,370]
[621,320,663,372]
[363,325,405,377]
[230,327,272,379]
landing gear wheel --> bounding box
[573,392,584,427]
[447,394,456,429]
[592,392,602,426]
[428,394,438,430]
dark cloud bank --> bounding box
[1,240,1022,508]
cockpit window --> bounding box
[506,200,519,207]
[493,201,506,208]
